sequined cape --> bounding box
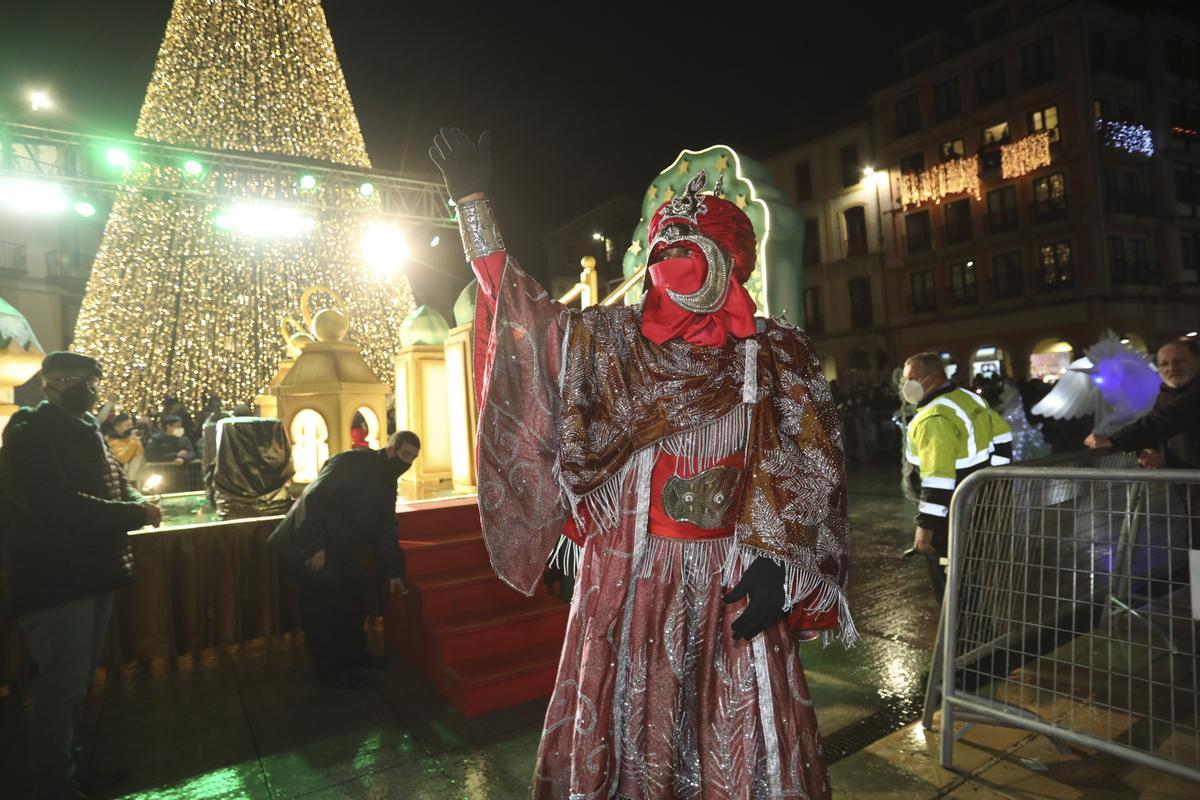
[474,257,853,639]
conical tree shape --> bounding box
[72,0,413,415]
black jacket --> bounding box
[0,402,147,615]
[268,449,405,579]
[147,430,197,462]
[1110,378,1200,469]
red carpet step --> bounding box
[387,497,568,717]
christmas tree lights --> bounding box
[899,155,981,210]
[1095,119,1154,156]
[1000,130,1051,179]
[71,0,415,415]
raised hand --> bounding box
[428,127,492,202]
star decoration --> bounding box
[716,154,730,172]
[647,185,658,201]
[663,186,675,202]
[735,194,747,209]
[628,240,642,255]
[678,159,690,176]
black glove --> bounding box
[723,556,787,641]
[428,127,492,202]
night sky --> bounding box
[0,0,1168,276]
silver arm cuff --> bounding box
[457,197,506,261]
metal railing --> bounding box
[0,240,27,273]
[924,454,1200,783]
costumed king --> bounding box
[431,128,854,799]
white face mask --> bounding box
[900,379,926,405]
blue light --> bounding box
[1095,119,1154,157]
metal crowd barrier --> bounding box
[923,460,1200,782]
[139,461,204,494]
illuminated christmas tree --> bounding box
[72,0,415,414]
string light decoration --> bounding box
[71,0,415,415]
[1094,119,1155,157]
[899,155,981,210]
[1000,130,1051,179]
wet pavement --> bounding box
[9,463,1172,798]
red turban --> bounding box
[648,193,757,283]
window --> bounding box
[844,206,868,256]
[1181,229,1200,283]
[803,287,824,333]
[1177,166,1200,217]
[1091,32,1141,79]
[943,199,972,244]
[1130,237,1149,266]
[1032,172,1068,221]
[948,261,978,305]
[910,269,937,312]
[803,218,820,267]
[986,186,1018,233]
[905,210,932,254]
[1110,237,1156,284]
[849,277,873,328]
[980,121,1011,169]
[939,138,965,162]
[1020,38,1056,87]
[794,161,812,202]
[1165,36,1200,82]
[933,77,961,121]
[992,251,1024,299]
[1106,235,1126,271]
[975,59,1007,106]
[899,151,925,175]
[1103,168,1148,215]
[840,144,860,188]
[895,94,921,137]
[1028,104,1061,143]
[1039,241,1074,289]
[1093,97,1111,120]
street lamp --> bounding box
[861,165,897,367]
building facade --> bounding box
[868,0,1200,381]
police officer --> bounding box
[900,352,1002,598]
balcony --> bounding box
[894,115,922,138]
[904,231,932,255]
[943,220,973,245]
[991,274,1025,300]
[1037,268,1076,292]
[1110,260,1162,285]
[1032,202,1069,224]
[1103,191,1153,217]
[985,211,1019,235]
[0,241,27,275]
[909,294,938,314]
[947,286,979,307]
[46,251,91,285]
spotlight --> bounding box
[0,177,69,215]
[429,235,441,248]
[214,202,315,237]
[359,181,375,197]
[361,221,408,277]
[299,174,317,190]
[29,90,52,111]
[184,159,203,177]
[73,200,97,217]
[106,148,131,169]
[1188,331,1198,338]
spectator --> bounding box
[1085,338,1200,470]
[349,412,370,449]
[160,396,198,444]
[268,431,419,688]
[147,414,197,465]
[105,413,146,482]
[0,351,162,799]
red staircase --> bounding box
[387,497,568,717]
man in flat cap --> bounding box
[0,351,162,800]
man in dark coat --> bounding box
[269,430,419,688]
[1085,339,1200,470]
[146,414,197,465]
[0,351,162,800]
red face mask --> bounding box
[641,251,757,348]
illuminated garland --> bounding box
[899,155,981,210]
[72,0,415,415]
[1094,119,1155,157]
[1000,130,1051,179]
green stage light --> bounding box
[74,200,97,217]
[184,159,203,177]
[299,174,317,190]
[106,147,131,168]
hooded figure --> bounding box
[431,129,852,800]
